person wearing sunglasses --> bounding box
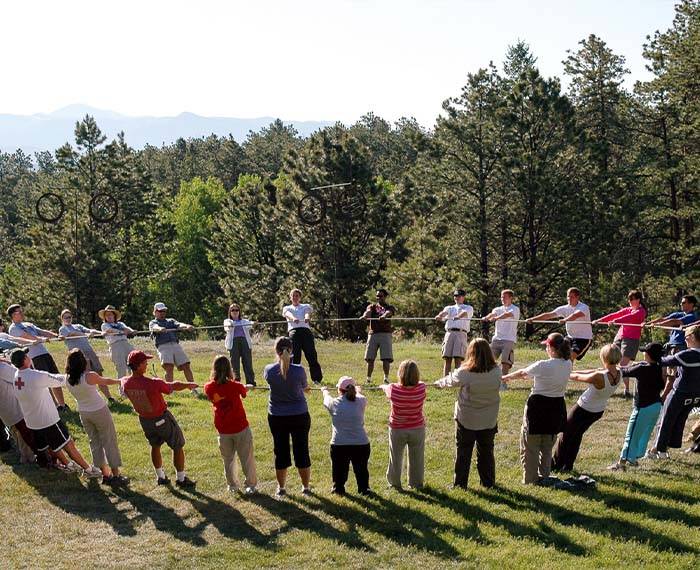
[223,303,255,386]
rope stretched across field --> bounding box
[29,314,684,346]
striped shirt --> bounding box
[382,382,426,430]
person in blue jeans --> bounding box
[608,342,665,470]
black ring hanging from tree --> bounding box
[89,192,119,223]
[298,194,326,226]
[36,192,66,223]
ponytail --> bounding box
[343,384,357,402]
[274,336,294,380]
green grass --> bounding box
[1,338,699,569]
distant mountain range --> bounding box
[0,104,333,155]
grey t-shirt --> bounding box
[8,322,49,358]
[59,323,94,353]
[323,392,369,445]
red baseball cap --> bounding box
[127,350,153,368]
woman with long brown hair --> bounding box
[435,338,501,488]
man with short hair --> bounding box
[121,350,198,488]
[9,348,100,477]
[483,290,521,389]
[526,288,593,362]
[148,303,199,396]
[362,289,396,384]
[6,304,67,411]
[435,289,474,375]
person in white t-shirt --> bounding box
[282,289,323,384]
[9,348,101,478]
[527,288,593,362]
[482,290,521,387]
[435,289,474,375]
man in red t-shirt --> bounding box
[121,350,198,488]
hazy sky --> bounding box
[1,0,677,126]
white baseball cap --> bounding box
[336,375,356,391]
[154,302,168,311]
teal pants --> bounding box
[620,402,662,461]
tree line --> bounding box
[1,1,698,342]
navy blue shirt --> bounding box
[264,362,308,416]
[662,348,700,395]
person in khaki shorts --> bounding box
[483,290,520,390]
[435,289,474,376]
[148,303,199,396]
[361,289,396,384]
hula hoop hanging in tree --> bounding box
[337,190,366,220]
[298,194,326,226]
[89,192,119,223]
[35,192,65,223]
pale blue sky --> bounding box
[0,0,677,125]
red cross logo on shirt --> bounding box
[15,376,25,390]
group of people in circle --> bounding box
[1,286,699,496]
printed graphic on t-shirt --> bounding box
[126,389,153,414]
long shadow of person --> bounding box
[308,490,474,557]
[594,473,700,504]
[169,487,268,547]
[11,463,137,537]
[416,486,587,556]
[472,486,697,554]
[246,493,375,553]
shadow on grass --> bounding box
[594,473,700,504]
[292,491,467,558]
[472,486,697,554]
[247,493,376,553]
[415,486,587,556]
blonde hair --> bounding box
[274,336,294,379]
[686,324,700,343]
[397,359,420,387]
[463,338,497,373]
[211,354,233,385]
[599,343,622,366]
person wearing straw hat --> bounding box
[58,309,115,404]
[321,376,371,495]
[121,349,198,487]
[148,302,199,396]
[435,289,474,376]
[99,305,135,380]
[526,288,593,362]
[6,304,68,412]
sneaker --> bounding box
[175,476,196,488]
[227,485,240,493]
[627,460,639,467]
[56,404,71,413]
[275,487,287,497]
[83,466,103,479]
[623,390,632,399]
[107,475,130,486]
[244,486,257,495]
[108,397,117,406]
[157,476,171,486]
[607,461,626,471]
[330,488,346,496]
[301,486,313,495]
[59,460,82,474]
[644,451,670,460]
[382,377,389,384]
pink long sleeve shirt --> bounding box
[598,306,647,340]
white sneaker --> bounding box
[59,460,82,474]
[244,486,257,495]
[644,451,670,460]
[83,465,103,478]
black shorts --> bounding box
[567,337,592,360]
[31,353,59,374]
[34,420,71,452]
[268,412,311,470]
[139,409,185,449]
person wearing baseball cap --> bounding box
[608,342,665,469]
[435,289,474,376]
[121,349,199,488]
[320,376,370,495]
[99,305,136,380]
[148,303,199,397]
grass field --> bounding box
[1,338,699,569]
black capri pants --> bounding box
[268,412,312,470]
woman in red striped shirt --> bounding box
[380,360,427,489]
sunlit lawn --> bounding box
[1,338,699,568]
